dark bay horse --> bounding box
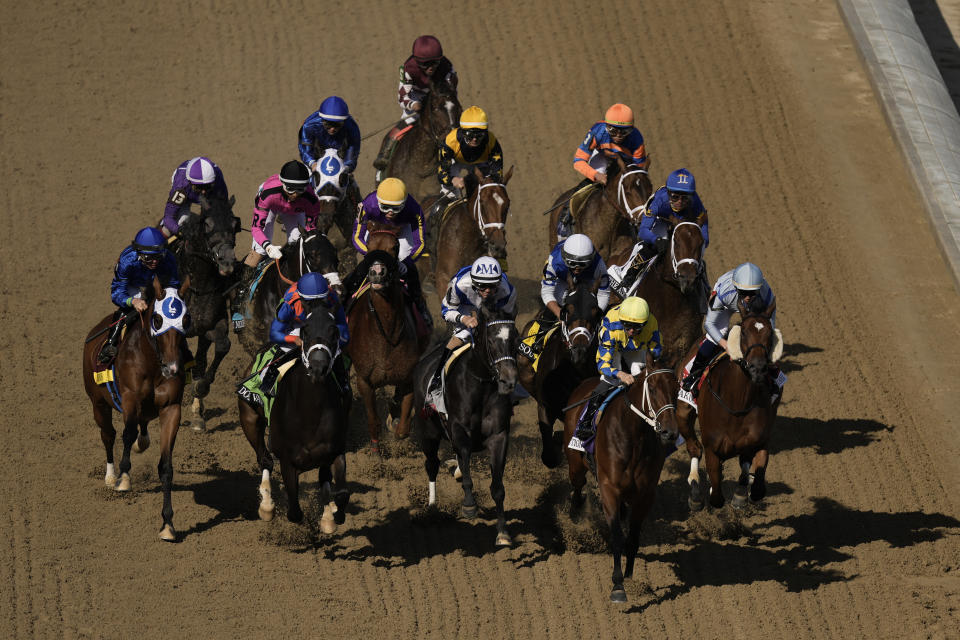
[379,77,461,202]
[346,230,427,452]
[517,279,603,468]
[238,309,350,529]
[433,167,514,302]
[562,354,679,602]
[547,157,652,262]
[82,277,190,541]
[608,220,706,367]
[237,229,339,357]
[412,305,519,547]
[173,193,241,430]
[675,309,783,510]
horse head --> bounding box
[628,350,680,440]
[286,228,340,289]
[310,148,348,233]
[560,275,603,366]
[365,220,402,256]
[195,194,240,276]
[668,220,705,294]
[727,308,782,385]
[299,308,340,384]
[608,155,653,224]
[475,305,519,395]
[467,166,513,260]
[149,276,191,379]
[363,248,400,295]
[423,76,461,141]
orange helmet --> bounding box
[604,104,634,128]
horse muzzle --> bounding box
[495,360,518,395]
[160,361,180,379]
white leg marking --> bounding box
[104,463,116,486]
[687,457,700,485]
[428,481,437,505]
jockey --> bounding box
[348,178,431,327]
[161,156,230,237]
[569,296,662,451]
[98,227,182,363]
[298,96,362,204]
[372,35,459,172]
[681,262,776,396]
[428,256,517,393]
[557,104,650,239]
[435,105,504,205]
[259,272,350,397]
[613,168,709,291]
[540,233,611,320]
[234,160,326,307]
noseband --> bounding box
[473,318,516,381]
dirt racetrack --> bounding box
[4,0,960,637]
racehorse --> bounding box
[561,353,679,602]
[675,308,783,510]
[412,304,519,547]
[238,309,350,529]
[379,77,461,202]
[310,148,358,254]
[82,277,190,541]
[237,229,340,357]
[346,224,427,452]
[433,167,514,302]
[546,157,652,262]
[607,220,706,367]
[517,279,603,468]
[172,193,241,431]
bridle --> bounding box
[471,181,508,248]
[670,221,705,277]
[706,315,774,416]
[616,166,650,223]
[625,368,676,432]
[300,311,338,377]
[471,318,517,381]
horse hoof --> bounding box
[159,524,176,542]
[132,434,150,453]
[495,532,512,547]
[610,588,627,603]
[688,497,704,512]
[115,474,131,492]
[104,473,117,487]
[732,493,748,510]
[258,502,275,521]
[541,449,560,469]
[461,504,478,519]
[191,421,206,433]
[320,513,337,535]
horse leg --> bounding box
[93,400,117,486]
[487,430,511,547]
[279,459,303,523]
[567,450,588,521]
[239,400,274,520]
[423,429,441,506]
[200,322,232,397]
[457,444,478,520]
[538,403,560,469]
[156,403,181,541]
[318,468,337,535]
[115,401,139,492]
[599,484,627,602]
[704,448,725,509]
[132,419,150,454]
[394,389,414,440]
[357,378,381,453]
[733,454,751,509]
[677,403,704,511]
[750,449,769,503]
[331,453,348,525]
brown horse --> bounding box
[608,220,706,367]
[517,278,603,468]
[378,77,461,202]
[82,277,190,541]
[561,354,679,602]
[433,167,514,301]
[346,225,427,452]
[675,309,783,510]
[547,157,652,262]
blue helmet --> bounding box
[318,96,349,122]
[666,168,696,194]
[297,272,330,300]
[133,227,166,255]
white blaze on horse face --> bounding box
[492,193,505,207]
[754,321,765,331]
[496,325,511,341]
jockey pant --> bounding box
[251,212,304,255]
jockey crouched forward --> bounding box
[429,106,504,219]
[681,262,784,402]
[161,156,230,238]
[98,227,184,364]
[426,256,517,399]
[298,95,362,207]
[568,296,662,452]
[342,178,432,330]
[257,272,350,398]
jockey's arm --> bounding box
[342,120,361,172]
[330,298,350,347]
[440,280,468,324]
[350,208,369,254]
[540,258,562,317]
[704,307,732,347]
[499,282,519,318]
[595,326,620,379]
[573,130,599,181]
[488,139,504,176]
[270,302,298,344]
[636,211,660,244]
[437,145,455,190]
[297,122,318,168]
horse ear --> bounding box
[200,194,210,210]
[473,166,483,180]
[764,299,777,318]
[503,165,514,184]
[229,195,236,206]
[726,325,743,361]
[152,275,164,301]
[178,275,191,299]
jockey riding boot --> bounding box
[682,342,718,397]
[260,349,298,397]
[233,262,257,310]
[574,384,608,441]
[97,308,129,364]
[373,126,402,171]
[556,204,574,240]
[428,347,453,397]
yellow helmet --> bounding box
[460,106,488,130]
[619,297,650,325]
[376,177,407,206]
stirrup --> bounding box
[97,344,117,364]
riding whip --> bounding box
[361,121,395,141]
[562,383,625,412]
[85,310,139,343]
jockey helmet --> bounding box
[618,296,650,326]
[318,96,349,122]
[412,35,443,62]
[297,272,330,301]
[186,157,216,185]
[732,262,764,292]
[561,234,595,269]
[460,106,488,131]
[376,178,407,210]
[133,227,166,255]
[604,104,634,128]
[470,256,502,287]
[666,168,696,194]
[280,160,310,193]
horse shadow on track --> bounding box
[772,416,891,455]
[778,342,823,374]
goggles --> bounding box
[462,129,486,142]
[472,282,497,293]
[668,191,692,202]
[565,259,590,270]
[282,183,307,196]
[417,59,440,71]
[379,202,404,215]
[322,119,343,131]
[605,124,630,137]
[138,252,162,264]
[621,321,645,331]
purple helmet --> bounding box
[186,157,216,185]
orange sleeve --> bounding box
[574,148,597,180]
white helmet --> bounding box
[185,157,216,185]
[732,262,764,291]
[470,256,502,286]
[561,234,595,269]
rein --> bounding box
[625,368,676,429]
[670,221,704,277]
[366,285,404,347]
[471,181,508,242]
[600,166,649,222]
[704,357,770,417]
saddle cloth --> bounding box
[425,343,472,417]
[569,385,626,455]
[237,346,299,423]
[518,320,558,372]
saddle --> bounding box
[568,181,602,223]
[439,197,467,227]
[518,320,559,371]
[236,345,299,422]
[425,343,473,418]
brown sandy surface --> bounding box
[3,0,960,638]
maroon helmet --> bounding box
[412,35,443,62]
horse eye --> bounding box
[205,217,216,232]
[152,314,163,330]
